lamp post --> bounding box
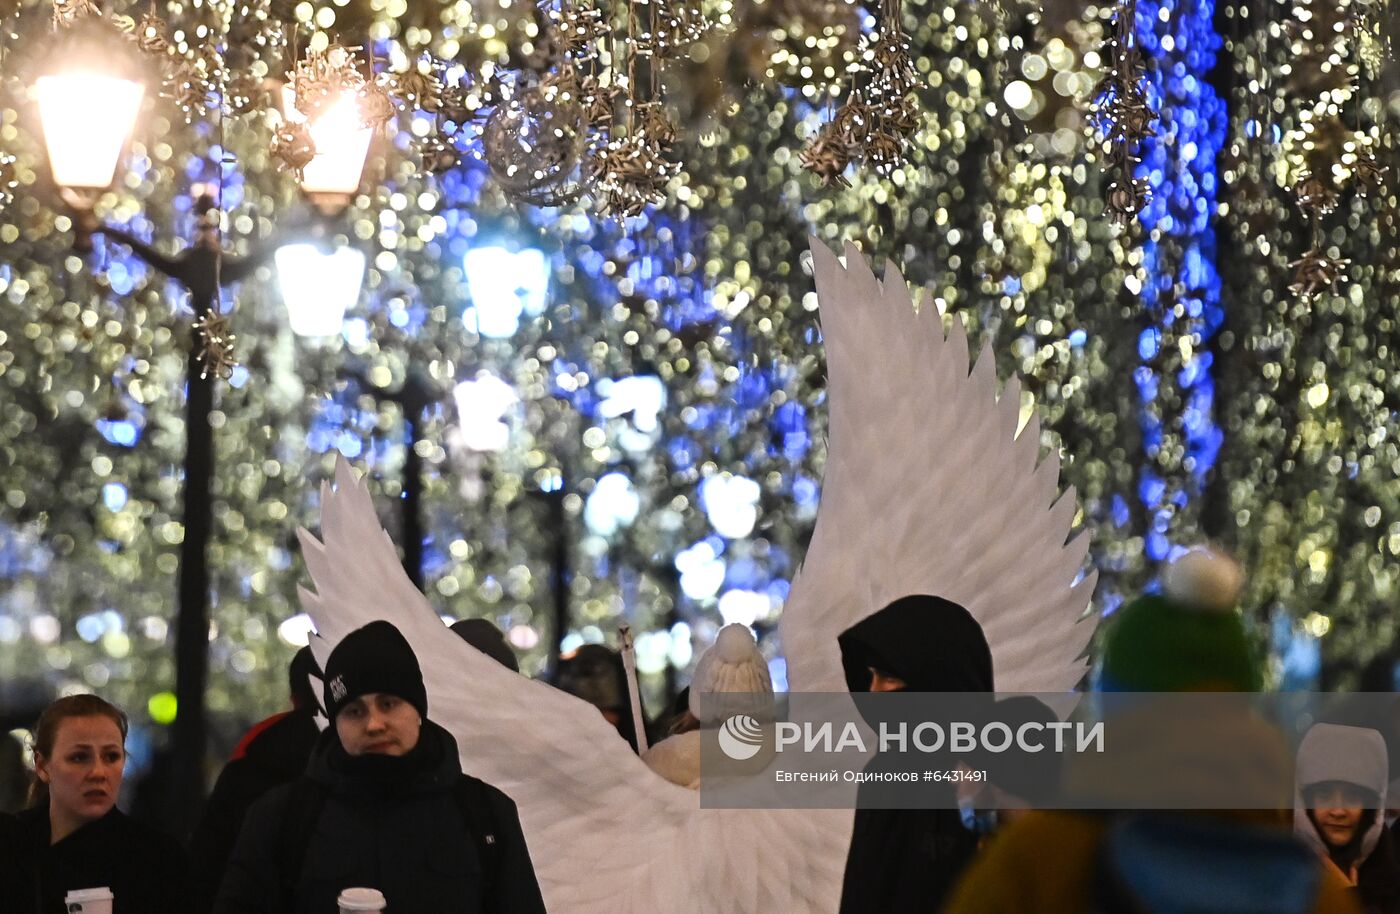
[90,196,271,832]
[34,58,373,832]
[543,484,570,678]
[449,374,571,676]
[342,368,437,587]
[389,371,435,590]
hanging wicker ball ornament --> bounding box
[483,85,587,206]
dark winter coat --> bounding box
[213,719,547,914]
[835,595,994,914]
[1353,827,1400,914]
[0,805,189,914]
[190,707,320,913]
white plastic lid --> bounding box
[337,887,386,911]
[64,888,114,902]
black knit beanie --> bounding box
[323,621,428,722]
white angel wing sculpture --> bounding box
[299,457,842,913]
[296,238,1097,914]
[779,241,1098,694]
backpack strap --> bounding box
[453,776,502,904]
[276,776,331,906]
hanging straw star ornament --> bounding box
[359,81,397,130]
[270,122,316,178]
[420,133,462,176]
[1105,177,1152,226]
[1292,173,1333,211]
[291,44,366,122]
[193,311,239,381]
[392,68,444,112]
[1293,173,1340,216]
[1288,248,1351,300]
[51,0,100,29]
[135,10,169,53]
[799,128,855,188]
[1353,150,1387,195]
[596,134,676,219]
[439,85,478,126]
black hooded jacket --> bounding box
[836,595,994,914]
[0,804,189,914]
[189,707,321,913]
[213,720,547,914]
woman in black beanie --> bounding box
[214,620,547,914]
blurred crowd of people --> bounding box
[1,548,1399,913]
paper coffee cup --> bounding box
[338,887,386,913]
[65,887,114,914]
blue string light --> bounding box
[1134,0,1225,561]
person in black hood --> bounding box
[189,646,323,913]
[835,594,994,914]
[213,621,547,914]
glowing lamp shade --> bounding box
[701,474,762,539]
[462,246,550,338]
[35,73,144,190]
[584,472,641,537]
[302,96,373,196]
[282,86,373,198]
[275,244,365,337]
[453,374,518,452]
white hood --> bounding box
[1294,722,1389,866]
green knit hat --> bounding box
[1100,547,1262,692]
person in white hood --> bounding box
[642,624,773,789]
[1296,722,1400,913]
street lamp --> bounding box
[33,48,374,835]
[34,70,144,250]
[275,242,366,337]
[462,244,550,338]
[280,85,374,215]
[452,373,519,452]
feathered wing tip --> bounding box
[781,238,1098,696]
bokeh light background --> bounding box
[0,0,1398,754]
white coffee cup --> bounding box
[337,887,386,913]
[65,887,114,914]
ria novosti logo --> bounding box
[716,711,1103,761]
[718,715,765,760]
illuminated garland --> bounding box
[800,0,920,185]
[1091,0,1156,227]
[1,0,1398,721]
[1130,0,1226,563]
[1281,0,1390,304]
